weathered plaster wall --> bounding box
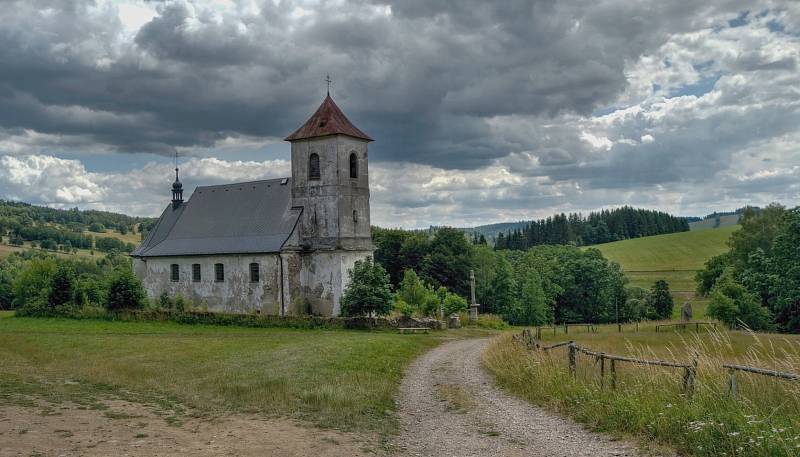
[133,254,283,314]
[300,249,373,316]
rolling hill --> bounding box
[591,225,737,294]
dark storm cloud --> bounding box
[0,0,749,168]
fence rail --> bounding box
[655,321,717,332]
[515,329,800,401]
[722,363,800,399]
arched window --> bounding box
[349,152,358,179]
[308,153,320,180]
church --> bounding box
[131,93,374,316]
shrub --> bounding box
[12,258,57,312]
[393,298,415,317]
[88,223,106,233]
[707,269,773,330]
[106,267,146,311]
[443,293,468,316]
[340,257,393,317]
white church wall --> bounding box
[299,249,373,316]
[133,254,283,314]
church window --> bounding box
[349,152,358,178]
[215,263,225,282]
[353,210,358,223]
[192,264,201,282]
[308,153,320,180]
[170,264,179,282]
[250,263,260,282]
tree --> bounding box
[423,228,473,297]
[106,267,146,311]
[489,256,517,316]
[48,263,76,310]
[340,257,393,317]
[509,271,551,325]
[646,280,673,320]
[696,253,731,296]
[707,269,772,330]
[88,222,106,233]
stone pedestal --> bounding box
[448,313,461,329]
[469,305,479,324]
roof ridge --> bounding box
[196,177,291,190]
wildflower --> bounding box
[728,432,740,436]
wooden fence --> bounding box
[722,363,800,399]
[655,321,717,332]
[516,329,800,399]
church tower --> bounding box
[285,93,373,252]
[284,91,374,316]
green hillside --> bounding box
[591,226,737,294]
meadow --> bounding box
[0,312,488,435]
[484,323,800,456]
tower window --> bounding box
[192,264,201,282]
[353,210,358,223]
[250,263,260,282]
[349,152,358,179]
[170,264,179,282]
[308,153,320,180]
[215,263,225,282]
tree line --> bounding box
[0,200,155,235]
[696,204,800,332]
[370,226,674,325]
[494,206,689,250]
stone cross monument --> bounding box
[469,269,479,323]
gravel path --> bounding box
[390,337,642,457]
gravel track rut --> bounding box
[390,337,642,457]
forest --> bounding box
[494,206,689,250]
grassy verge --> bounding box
[484,323,800,456]
[0,313,491,435]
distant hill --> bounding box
[689,214,741,230]
[591,225,737,295]
[461,221,528,243]
[0,200,157,258]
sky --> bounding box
[0,0,798,228]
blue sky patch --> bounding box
[668,75,721,98]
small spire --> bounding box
[325,73,332,95]
[171,150,183,208]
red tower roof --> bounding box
[285,94,373,142]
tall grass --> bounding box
[484,326,800,456]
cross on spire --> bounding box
[325,73,332,95]
[174,150,179,181]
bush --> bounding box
[443,293,468,316]
[106,267,146,311]
[88,223,106,233]
[707,269,773,330]
[340,257,393,317]
[12,258,57,312]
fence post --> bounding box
[599,353,605,389]
[636,321,639,332]
[728,368,737,400]
[536,327,541,340]
[610,358,617,390]
[684,355,698,397]
[565,324,569,335]
[568,343,576,379]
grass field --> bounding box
[0,242,96,259]
[0,312,492,436]
[590,227,737,318]
[485,323,800,456]
[82,229,142,245]
[690,214,741,231]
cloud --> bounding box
[0,1,798,226]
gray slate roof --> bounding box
[131,178,301,257]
